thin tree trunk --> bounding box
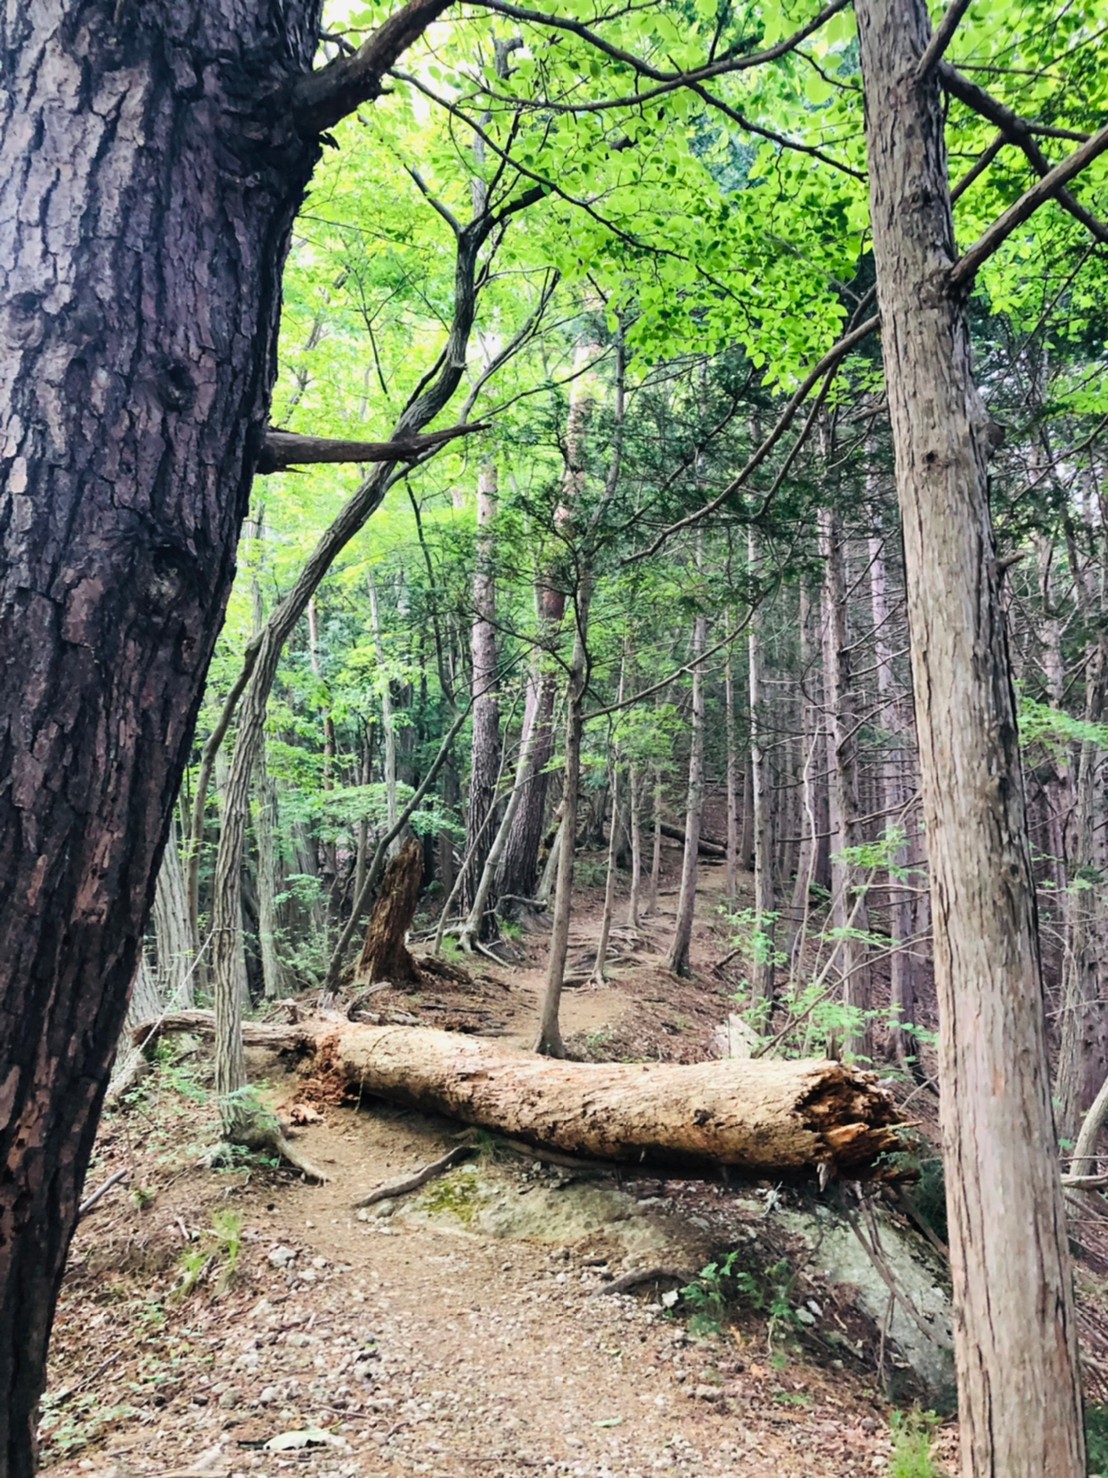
[747,532,776,1003]
[627,763,644,929]
[367,571,400,851]
[591,686,625,988]
[536,622,589,1056]
[856,2,1086,1465]
[254,748,289,1000]
[151,815,199,1010]
[868,515,915,1069]
[724,628,740,908]
[788,583,822,966]
[462,458,502,921]
[667,591,707,977]
[820,504,870,1060]
[498,343,598,903]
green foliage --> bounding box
[1087,1403,1108,1476]
[175,1210,245,1299]
[677,1249,799,1342]
[889,1409,944,1478]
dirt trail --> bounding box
[46,1094,899,1478]
[41,854,923,1477]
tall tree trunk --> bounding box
[367,572,400,852]
[856,2,1086,1467]
[536,618,589,1056]
[498,343,597,903]
[1056,631,1108,1141]
[254,747,290,1000]
[788,583,825,966]
[151,814,199,1009]
[724,628,740,908]
[747,533,776,1003]
[667,594,707,977]
[462,458,502,922]
[868,514,916,1070]
[820,504,870,1060]
[0,7,327,1468]
[627,762,644,929]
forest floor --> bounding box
[41,849,963,1478]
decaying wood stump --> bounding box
[355,837,423,985]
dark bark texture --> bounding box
[0,5,324,1472]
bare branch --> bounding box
[951,122,1108,290]
[469,0,852,85]
[294,0,451,134]
[257,423,486,474]
[629,312,880,560]
[942,65,1108,246]
[915,0,974,81]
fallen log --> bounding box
[323,1025,903,1179]
[131,1015,905,1180]
[658,822,727,859]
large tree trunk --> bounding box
[856,2,1086,1470]
[0,8,325,1472]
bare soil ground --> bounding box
[43,848,961,1478]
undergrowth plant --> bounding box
[889,1409,944,1477]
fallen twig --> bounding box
[78,1168,129,1219]
[595,1265,691,1296]
[352,1144,475,1208]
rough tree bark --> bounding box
[856,0,1086,1468]
[0,5,449,1469]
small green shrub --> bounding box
[174,1209,244,1298]
[1087,1402,1108,1475]
[678,1250,799,1342]
[890,1409,943,1478]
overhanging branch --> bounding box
[294,0,451,135]
[941,65,1108,248]
[951,122,1108,290]
[257,422,486,474]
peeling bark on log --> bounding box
[323,1026,903,1178]
[355,838,423,984]
[135,1012,903,1180]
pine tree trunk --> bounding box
[856,1,1086,1466]
[0,5,324,1470]
[724,629,740,907]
